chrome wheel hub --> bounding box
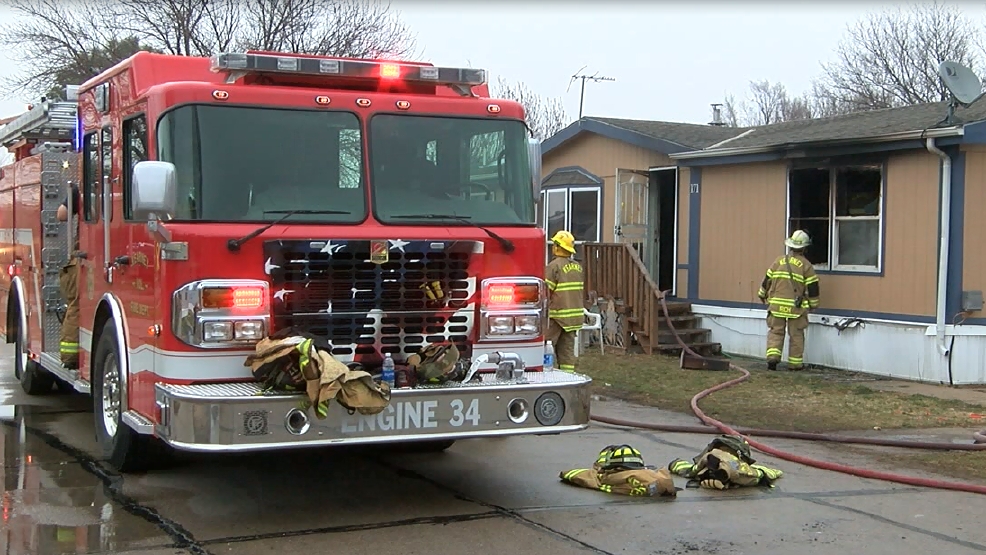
[101,354,121,437]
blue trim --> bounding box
[690,299,936,324]
[676,137,963,167]
[540,165,604,186]
[962,121,986,144]
[945,146,965,325]
[687,168,701,298]
[541,118,693,157]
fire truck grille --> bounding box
[263,239,482,360]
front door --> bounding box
[614,169,649,259]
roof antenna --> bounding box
[567,66,615,120]
[938,61,984,126]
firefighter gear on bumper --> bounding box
[58,258,79,368]
[244,331,391,418]
[561,444,677,497]
[406,341,465,383]
[757,230,820,370]
[545,232,584,372]
[668,435,783,490]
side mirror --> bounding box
[527,138,542,199]
[131,161,177,221]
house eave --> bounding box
[668,126,965,161]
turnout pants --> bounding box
[59,259,79,368]
[765,313,807,369]
[545,319,577,372]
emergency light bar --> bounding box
[210,52,487,87]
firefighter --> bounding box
[544,230,584,372]
[757,229,820,371]
[56,185,81,369]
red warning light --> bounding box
[315,95,331,106]
[380,63,401,79]
[212,90,229,100]
[396,100,411,110]
[356,98,372,108]
[487,104,501,114]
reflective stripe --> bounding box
[549,308,583,317]
[766,348,782,356]
[788,356,803,363]
[559,364,575,371]
[554,282,583,291]
[768,297,796,306]
[545,279,557,291]
[60,341,79,354]
[769,311,801,319]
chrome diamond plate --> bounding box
[158,371,589,400]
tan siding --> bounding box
[829,151,938,316]
[698,162,788,302]
[543,133,673,243]
[963,150,986,310]
[694,152,938,317]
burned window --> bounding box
[788,165,882,272]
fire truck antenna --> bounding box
[568,68,616,120]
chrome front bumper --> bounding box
[152,371,592,452]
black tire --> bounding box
[15,322,54,395]
[92,320,167,472]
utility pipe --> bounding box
[926,138,952,358]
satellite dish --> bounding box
[938,61,983,106]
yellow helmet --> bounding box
[784,229,811,250]
[550,230,576,254]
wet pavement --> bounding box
[1,344,986,555]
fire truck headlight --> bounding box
[488,316,514,335]
[203,321,234,342]
[234,320,265,340]
[514,315,540,335]
[173,279,271,348]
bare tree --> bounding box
[725,79,808,126]
[492,77,569,140]
[0,0,153,99]
[813,2,984,114]
[1,0,418,101]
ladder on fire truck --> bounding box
[0,87,83,388]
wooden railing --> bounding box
[582,243,664,354]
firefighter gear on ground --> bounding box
[668,435,783,490]
[545,231,584,372]
[561,444,677,497]
[757,230,820,370]
[58,185,81,369]
[244,330,391,418]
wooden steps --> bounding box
[581,243,727,361]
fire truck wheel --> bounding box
[92,320,160,472]
[15,323,54,395]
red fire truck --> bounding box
[0,50,591,472]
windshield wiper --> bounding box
[391,214,515,253]
[227,209,351,252]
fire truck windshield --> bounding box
[369,114,535,226]
[157,104,366,223]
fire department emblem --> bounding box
[369,240,389,265]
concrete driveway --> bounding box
[1,344,985,555]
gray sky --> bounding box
[0,1,983,126]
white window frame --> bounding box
[786,164,884,274]
[539,185,602,252]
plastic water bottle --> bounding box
[544,341,555,371]
[381,353,395,387]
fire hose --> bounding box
[587,292,986,495]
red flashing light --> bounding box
[486,284,516,306]
[380,63,401,79]
[202,286,265,310]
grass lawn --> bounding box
[576,350,986,482]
